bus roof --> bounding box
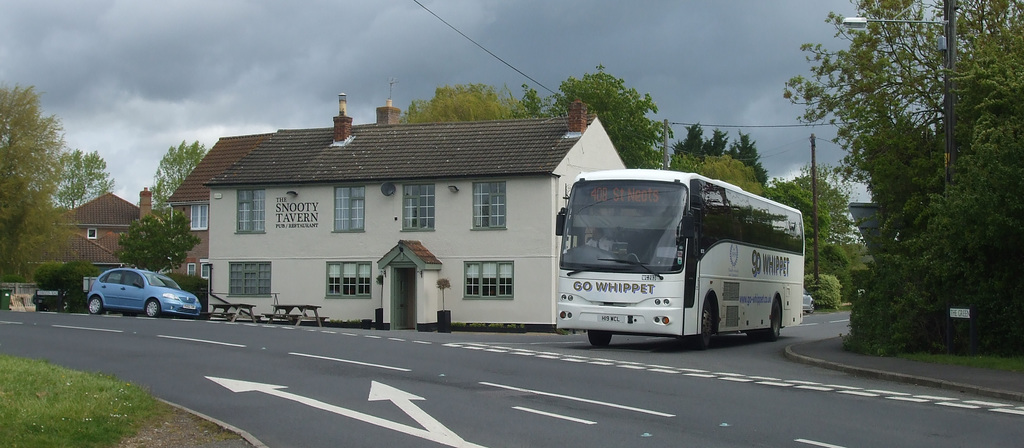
[573,169,801,215]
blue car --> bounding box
[87,268,200,318]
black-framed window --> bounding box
[237,189,265,232]
[229,262,271,295]
[473,182,506,229]
[465,261,513,298]
[326,262,371,297]
[403,184,435,230]
[334,186,365,231]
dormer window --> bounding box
[87,228,98,239]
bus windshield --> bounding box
[560,180,687,274]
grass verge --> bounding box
[0,354,163,448]
[898,353,1024,373]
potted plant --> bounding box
[436,278,451,333]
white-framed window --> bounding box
[87,228,98,239]
[334,186,365,231]
[187,263,197,276]
[236,189,265,233]
[229,262,271,295]
[200,263,211,279]
[403,184,435,230]
[191,204,209,230]
[473,181,506,229]
[326,262,371,297]
[465,261,514,298]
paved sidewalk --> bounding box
[785,337,1024,403]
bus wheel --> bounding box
[692,298,714,350]
[765,299,782,342]
[588,330,612,347]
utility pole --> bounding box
[810,134,819,283]
[663,119,670,169]
[943,0,958,186]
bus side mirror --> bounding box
[555,207,566,237]
[678,215,695,244]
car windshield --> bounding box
[145,272,183,290]
[560,180,687,274]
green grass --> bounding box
[898,353,1024,373]
[0,354,164,448]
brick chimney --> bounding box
[376,98,401,125]
[140,187,152,218]
[333,93,353,142]
[568,99,588,133]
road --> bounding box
[1,310,1021,447]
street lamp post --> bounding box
[843,0,957,186]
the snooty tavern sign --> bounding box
[275,196,319,229]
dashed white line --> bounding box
[937,402,981,409]
[157,335,245,347]
[838,390,879,397]
[512,406,596,425]
[963,400,1012,407]
[795,438,847,448]
[480,381,675,417]
[991,408,1024,416]
[289,352,410,372]
[52,324,122,333]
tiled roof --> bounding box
[167,133,273,203]
[49,233,120,265]
[400,240,441,265]
[71,193,139,227]
[207,117,593,186]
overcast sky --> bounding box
[1,0,862,203]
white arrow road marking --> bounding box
[206,377,486,448]
[368,381,460,440]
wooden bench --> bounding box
[264,304,325,327]
[209,303,259,323]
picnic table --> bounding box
[263,304,325,327]
[208,303,259,323]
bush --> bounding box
[1,273,26,282]
[805,274,841,310]
[33,261,99,313]
[165,273,208,296]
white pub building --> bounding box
[204,96,624,330]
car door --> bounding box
[119,271,148,312]
[96,270,126,308]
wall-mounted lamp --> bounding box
[448,185,459,193]
[286,190,298,197]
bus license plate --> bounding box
[601,315,622,323]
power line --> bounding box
[670,121,844,129]
[413,0,557,95]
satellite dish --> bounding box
[380,182,396,196]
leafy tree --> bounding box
[698,155,763,195]
[404,84,523,123]
[117,209,200,272]
[0,84,68,278]
[152,140,206,210]
[726,132,768,185]
[788,0,1024,355]
[673,124,707,157]
[549,65,664,169]
[55,149,114,209]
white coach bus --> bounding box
[555,169,805,349]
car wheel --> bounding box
[587,330,612,347]
[87,296,104,315]
[145,299,161,318]
[692,297,715,350]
